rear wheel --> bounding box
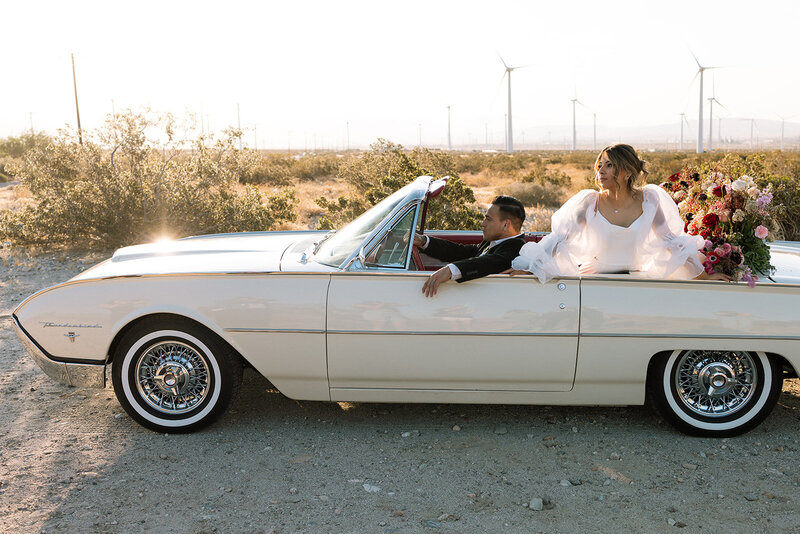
[112,318,242,433]
[648,349,782,437]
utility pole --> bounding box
[71,53,83,145]
[484,123,488,149]
[346,121,350,151]
[254,125,258,151]
[29,112,34,136]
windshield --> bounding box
[315,187,411,267]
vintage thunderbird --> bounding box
[12,176,800,437]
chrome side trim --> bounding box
[225,328,324,334]
[12,315,106,388]
[327,330,577,337]
[582,333,800,341]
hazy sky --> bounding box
[3,0,798,149]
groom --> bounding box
[414,195,526,297]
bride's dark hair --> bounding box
[594,144,648,192]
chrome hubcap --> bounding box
[674,350,757,417]
[136,341,210,414]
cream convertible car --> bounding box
[13,176,800,437]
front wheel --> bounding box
[648,349,782,437]
[112,318,242,433]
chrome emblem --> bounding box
[65,332,79,343]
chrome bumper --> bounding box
[12,316,106,388]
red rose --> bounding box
[712,185,723,197]
[700,229,711,238]
[702,213,719,228]
[669,172,681,182]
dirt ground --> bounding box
[2,248,800,534]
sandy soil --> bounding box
[2,248,800,533]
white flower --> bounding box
[732,209,746,223]
[731,179,748,191]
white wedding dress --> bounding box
[511,184,705,283]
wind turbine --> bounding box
[679,113,691,151]
[707,75,726,151]
[689,51,721,153]
[570,85,586,151]
[498,56,528,154]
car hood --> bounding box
[70,231,329,281]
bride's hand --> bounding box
[501,268,532,276]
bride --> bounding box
[508,144,730,282]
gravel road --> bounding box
[2,248,800,533]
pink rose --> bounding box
[754,225,769,239]
[713,247,726,257]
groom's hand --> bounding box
[422,266,452,297]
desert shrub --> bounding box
[453,152,490,174]
[0,133,52,181]
[0,157,13,182]
[559,151,596,169]
[0,111,295,247]
[497,181,566,209]
[239,154,293,186]
[315,139,482,231]
[0,132,52,159]
[290,153,340,181]
[520,160,571,188]
[485,154,527,174]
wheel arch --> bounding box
[106,313,245,368]
[645,349,795,386]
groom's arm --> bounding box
[451,238,525,282]
[420,235,482,262]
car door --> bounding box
[326,268,580,394]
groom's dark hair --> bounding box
[492,195,526,231]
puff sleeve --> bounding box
[511,190,597,283]
[637,185,705,279]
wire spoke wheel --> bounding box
[136,341,210,415]
[112,318,242,433]
[674,350,757,418]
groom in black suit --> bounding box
[414,195,526,297]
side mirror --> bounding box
[344,247,367,271]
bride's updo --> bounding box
[594,144,648,192]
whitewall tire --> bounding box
[648,349,782,437]
[112,318,242,433]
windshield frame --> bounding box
[313,176,431,269]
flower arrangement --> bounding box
[660,169,779,286]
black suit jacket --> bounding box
[423,235,526,282]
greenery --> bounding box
[315,139,482,230]
[0,132,52,181]
[0,112,296,247]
